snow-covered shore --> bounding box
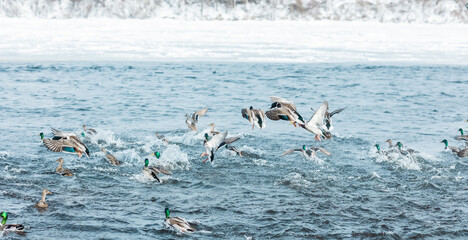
[0,19,467,64]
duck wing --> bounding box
[43,139,74,153]
[329,107,345,117]
[51,128,76,139]
[265,108,289,121]
[207,132,228,151]
[281,148,302,156]
[169,217,195,232]
[222,136,240,148]
[149,166,171,175]
[254,109,266,129]
[307,100,328,127]
[316,147,332,156]
[192,108,208,123]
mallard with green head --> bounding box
[41,128,90,157]
[164,208,195,233]
[266,96,305,128]
[201,132,240,163]
[34,189,52,209]
[0,212,24,232]
[455,128,468,142]
[282,145,331,160]
[142,152,171,182]
[441,139,468,158]
[56,158,73,176]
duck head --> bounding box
[375,144,380,151]
[1,211,7,225]
[151,151,161,159]
[165,208,170,219]
[441,139,448,149]
[459,128,464,136]
[144,158,149,167]
[302,145,306,151]
[396,142,402,150]
[39,132,44,140]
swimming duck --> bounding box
[185,108,208,132]
[242,106,266,129]
[441,139,468,158]
[225,145,243,157]
[0,212,24,232]
[82,125,97,135]
[455,128,468,142]
[164,208,195,233]
[301,101,328,141]
[201,132,240,163]
[142,153,171,182]
[282,145,331,160]
[41,128,90,157]
[56,158,73,176]
[155,133,169,144]
[266,96,305,127]
[34,189,52,209]
[101,148,120,166]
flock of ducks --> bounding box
[1,97,466,234]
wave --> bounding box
[0,0,467,23]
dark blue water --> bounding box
[0,62,467,239]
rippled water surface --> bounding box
[0,62,467,239]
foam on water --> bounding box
[0,62,467,239]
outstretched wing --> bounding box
[207,132,227,150]
[266,108,289,121]
[308,101,328,126]
[316,147,332,156]
[51,128,76,139]
[329,107,345,117]
[270,96,297,111]
[192,108,208,123]
[281,148,301,156]
[43,139,73,153]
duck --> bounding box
[225,145,243,157]
[155,133,169,144]
[455,128,468,142]
[56,158,73,176]
[142,154,171,182]
[385,139,394,148]
[34,189,52,209]
[323,107,345,132]
[441,139,468,158]
[241,106,266,129]
[101,148,120,166]
[185,108,208,132]
[266,96,305,127]
[282,145,331,160]
[82,125,97,135]
[41,128,90,157]
[301,101,328,141]
[164,208,195,233]
[201,132,240,163]
[208,123,220,136]
[0,212,24,232]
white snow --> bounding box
[0,18,467,64]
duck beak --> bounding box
[201,153,207,157]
